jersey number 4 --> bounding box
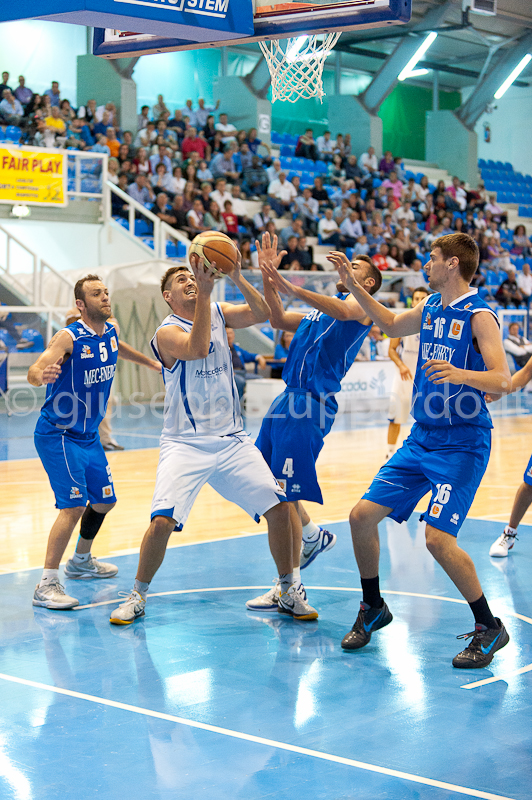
[282,458,294,479]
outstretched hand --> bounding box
[326,251,359,293]
[260,260,296,297]
[255,231,286,272]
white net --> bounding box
[259,32,341,103]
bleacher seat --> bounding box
[19,329,44,352]
[280,144,295,157]
[134,219,152,236]
[271,132,282,145]
[373,178,382,188]
[415,172,425,184]
[4,126,21,142]
[113,216,129,229]
[141,237,155,249]
[315,160,328,174]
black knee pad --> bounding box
[79,505,107,540]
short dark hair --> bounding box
[161,265,191,295]
[432,233,479,282]
[412,286,430,299]
[74,274,102,302]
[353,255,382,296]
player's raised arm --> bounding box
[424,311,511,395]
[220,249,271,328]
[327,250,425,337]
[157,258,214,364]
[256,232,305,332]
[27,330,73,386]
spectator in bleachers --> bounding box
[60,98,75,123]
[128,173,154,206]
[340,210,364,248]
[112,174,130,218]
[151,192,177,226]
[353,235,370,257]
[0,89,23,125]
[204,200,227,232]
[392,201,415,226]
[517,262,532,307]
[137,105,150,131]
[495,270,523,309]
[242,155,268,198]
[279,217,305,248]
[253,202,274,235]
[222,201,239,237]
[149,143,172,174]
[104,127,120,158]
[170,195,188,231]
[279,237,302,269]
[296,237,313,268]
[247,127,269,155]
[196,160,213,183]
[133,147,151,176]
[311,176,330,211]
[295,128,318,161]
[268,171,297,217]
[290,175,301,197]
[382,170,403,201]
[318,208,341,248]
[402,258,429,297]
[0,71,12,96]
[360,146,378,177]
[344,155,367,190]
[294,187,319,234]
[215,113,237,143]
[14,75,32,111]
[366,223,385,254]
[194,98,220,129]
[186,197,208,234]
[44,80,60,107]
[484,195,506,225]
[150,163,176,197]
[379,150,395,177]
[137,121,156,149]
[511,225,531,257]
[209,177,232,210]
[152,94,169,120]
[393,156,406,183]
[504,322,532,368]
[107,158,120,184]
[328,155,346,186]
[198,182,213,211]
[234,142,253,174]
[316,130,335,161]
[334,133,345,159]
[180,126,209,161]
[228,184,249,225]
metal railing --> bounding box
[67,151,108,202]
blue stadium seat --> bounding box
[113,216,129,229]
[4,126,21,142]
[404,170,416,181]
[373,178,382,188]
[315,160,328,174]
[293,157,306,169]
[271,131,283,145]
[19,328,44,352]
[166,241,178,258]
[280,144,295,157]
[0,129,5,142]
[415,172,425,184]
[141,237,155,249]
[134,219,152,236]
[177,241,187,257]
[280,157,293,170]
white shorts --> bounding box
[151,433,287,529]
[388,376,414,425]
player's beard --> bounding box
[85,304,112,326]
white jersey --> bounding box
[388,333,421,425]
[399,332,421,376]
[151,303,242,439]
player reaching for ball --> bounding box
[110,252,319,625]
[246,233,382,613]
[329,234,511,668]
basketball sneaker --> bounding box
[245,581,281,611]
[64,555,118,579]
[278,583,318,620]
[109,591,146,625]
[300,527,337,570]
[489,528,518,558]
[452,619,510,668]
[33,580,79,610]
[341,601,393,650]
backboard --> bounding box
[93,0,411,58]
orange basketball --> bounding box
[189,232,238,277]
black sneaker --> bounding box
[452,618,509,669]
[341,601,393,650]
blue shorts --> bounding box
[255,389,335,503]
[35,416,117,509]
[363,422,491,536]
[523,455,532,486]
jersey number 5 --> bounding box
[99,342,108,362]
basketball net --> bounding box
[259,33,341,103]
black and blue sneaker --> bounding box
[452,618,509,668]
[341,601,393,650]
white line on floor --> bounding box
[0,671,518,800]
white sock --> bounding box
[40,569,59,587]
[292,566,301,586]
[279,572,293,594]
[134,579,150,600]
[72,551,91,564]
[504,525,517,536]
[387,444,397,456]
[302,521,320,542]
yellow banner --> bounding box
[0,146,67,207]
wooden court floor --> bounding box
[1,415,531,573]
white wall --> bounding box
[475,83,532,175]
[0,20,86,106]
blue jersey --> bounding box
[412,289,498,429]
[40,320,119,435]
[282,293,371,402]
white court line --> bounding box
[0,671,518,800]
[75,587,532,691]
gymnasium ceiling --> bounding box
[334,0,532,91]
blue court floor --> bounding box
[0,516,530,800]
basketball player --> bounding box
[328,233,511,668]
[386,287,429,460]
[246,233,382,612]
[110,255,318,624]
[29,275,160,610]
[488,355,532,557]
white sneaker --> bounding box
[64,555,118,579]
[246,581,280,611]
[278,583,318,620]
[489,529,518,558]
[33,580,79,609]
[300,527,336,570]
[110,591,146,625]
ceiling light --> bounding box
[494,53,532,99]
[398,31,438,82]
[11,204,30,218]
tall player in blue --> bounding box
[330,233,511,668]
[246,233,382,612]
[28,274,159,610]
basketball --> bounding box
[189,232,238,277]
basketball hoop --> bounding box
[259,32,341,103]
